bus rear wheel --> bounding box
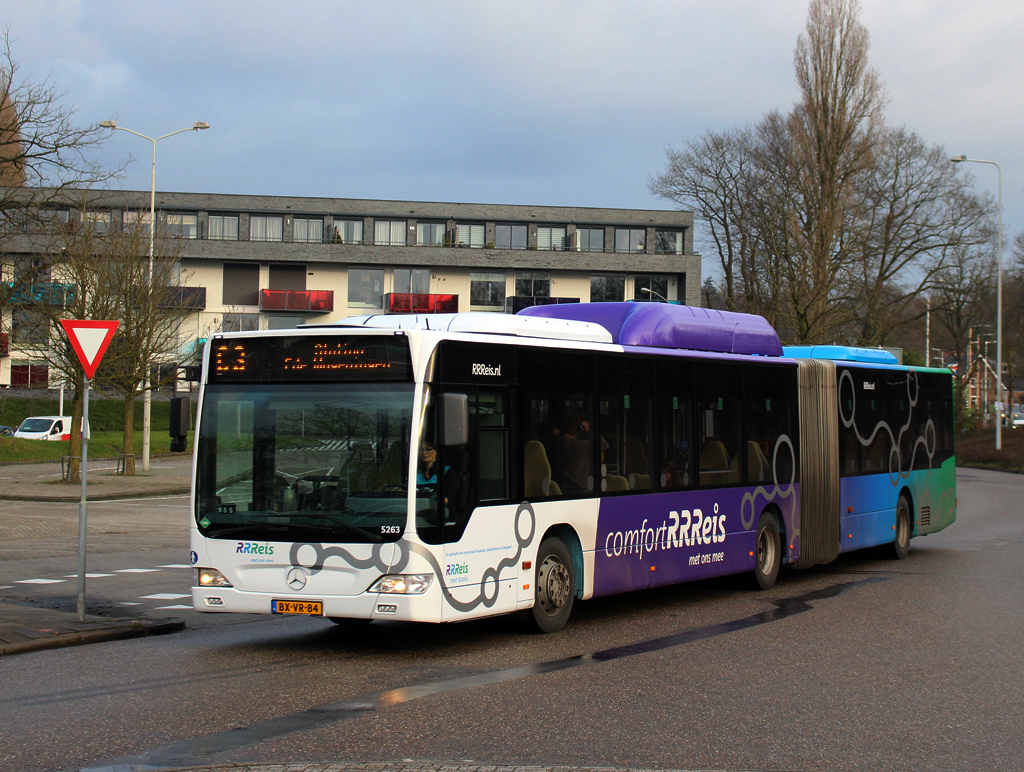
[748,512,781,590]
[528,537,575,633]
[879,495,912,560]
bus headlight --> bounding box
[369,574,433,594]
[194,568,233,588]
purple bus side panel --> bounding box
[592,484,800,597]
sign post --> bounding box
[59,320,119,622]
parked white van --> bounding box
[14,416,73,441]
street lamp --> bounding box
[952,154,1003,449]
[640,287,669,302]
[99,120,210,471]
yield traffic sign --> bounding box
[60,319,119,380]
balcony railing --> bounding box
[160,286,207,310]
[259,289,334,314]
[1,282,76,306]
[384,293,458,314]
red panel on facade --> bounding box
[384,293,458,314]
[259,289,334,313]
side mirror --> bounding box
[169,396,190,453]
[439,393,468,446]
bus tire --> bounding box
[749,511,781,590]
[528,537,575,633]
[880,495,912,560]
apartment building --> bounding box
[0,190,699,387]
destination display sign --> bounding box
[208,334,411,383]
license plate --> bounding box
[271,599,323,616]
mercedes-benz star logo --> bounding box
[286,567,307,590]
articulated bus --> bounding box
[190,302,956,632]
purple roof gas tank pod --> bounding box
[518,302,783,356]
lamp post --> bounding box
[640,287,669,302]
[99,120,210,471]
[952,155,1003,449]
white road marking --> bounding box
[159,564,191,569]
[64,573,115,578]
[155,604,192,609]
[114,568,161,573]
[16,578,66,584]
[141,593,190,600]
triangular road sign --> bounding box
[60,320,120,380]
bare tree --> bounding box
[929,239,997,427]
[649,127,759,312]
[91,220,195,474]
[0,27,117,236]
[850,127,994,346]
[782,0,887,342]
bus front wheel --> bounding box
[528,537,575,633]
[749,512,781,590]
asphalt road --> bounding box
[1,468,1022,772]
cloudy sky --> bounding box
[4,0,1023,260]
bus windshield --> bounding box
[195,382,415,543]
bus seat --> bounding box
[629,473,651,490]
[524,440,560,497]
[625,439,649,475]
[604,474,629,492]
[699,440,731,486]
[748,441,771,482]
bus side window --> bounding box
[695,362,742,487]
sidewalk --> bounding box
[0,452,193,501]
[0,453,192,656]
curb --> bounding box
[0,487,190,502]
[0,618,186,657]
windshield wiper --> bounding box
[204,513,385,543]
[284,513,384,543]
[205,521,271,538]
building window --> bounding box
[576,227,604,252]
[471,272,505,312]
[166,213,198,239]
[495,224,527,250]
[222,262,260,306]
[124,211,154,238]
[416,222,445,246]
[250,215,283,241]
[269,264,305,291]
[515,271,550,298]
[83,210,111,234]
[590,275,625,303]
[456,222,485,248]
[11,309,48,346]
[208,215,239,240]
[348,268,385,308]
[293,218,323,243]
[333,219,363,244]
[267,316,305,330]
[537,226,567,251]
[655,230,685,254]
[374,220,407,246]
[634,275,670,302]
[13,256,50,283]
[615,228,646,253]
[222,313,259,333]
[394,268,430,295]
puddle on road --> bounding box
[75,576,886,772]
